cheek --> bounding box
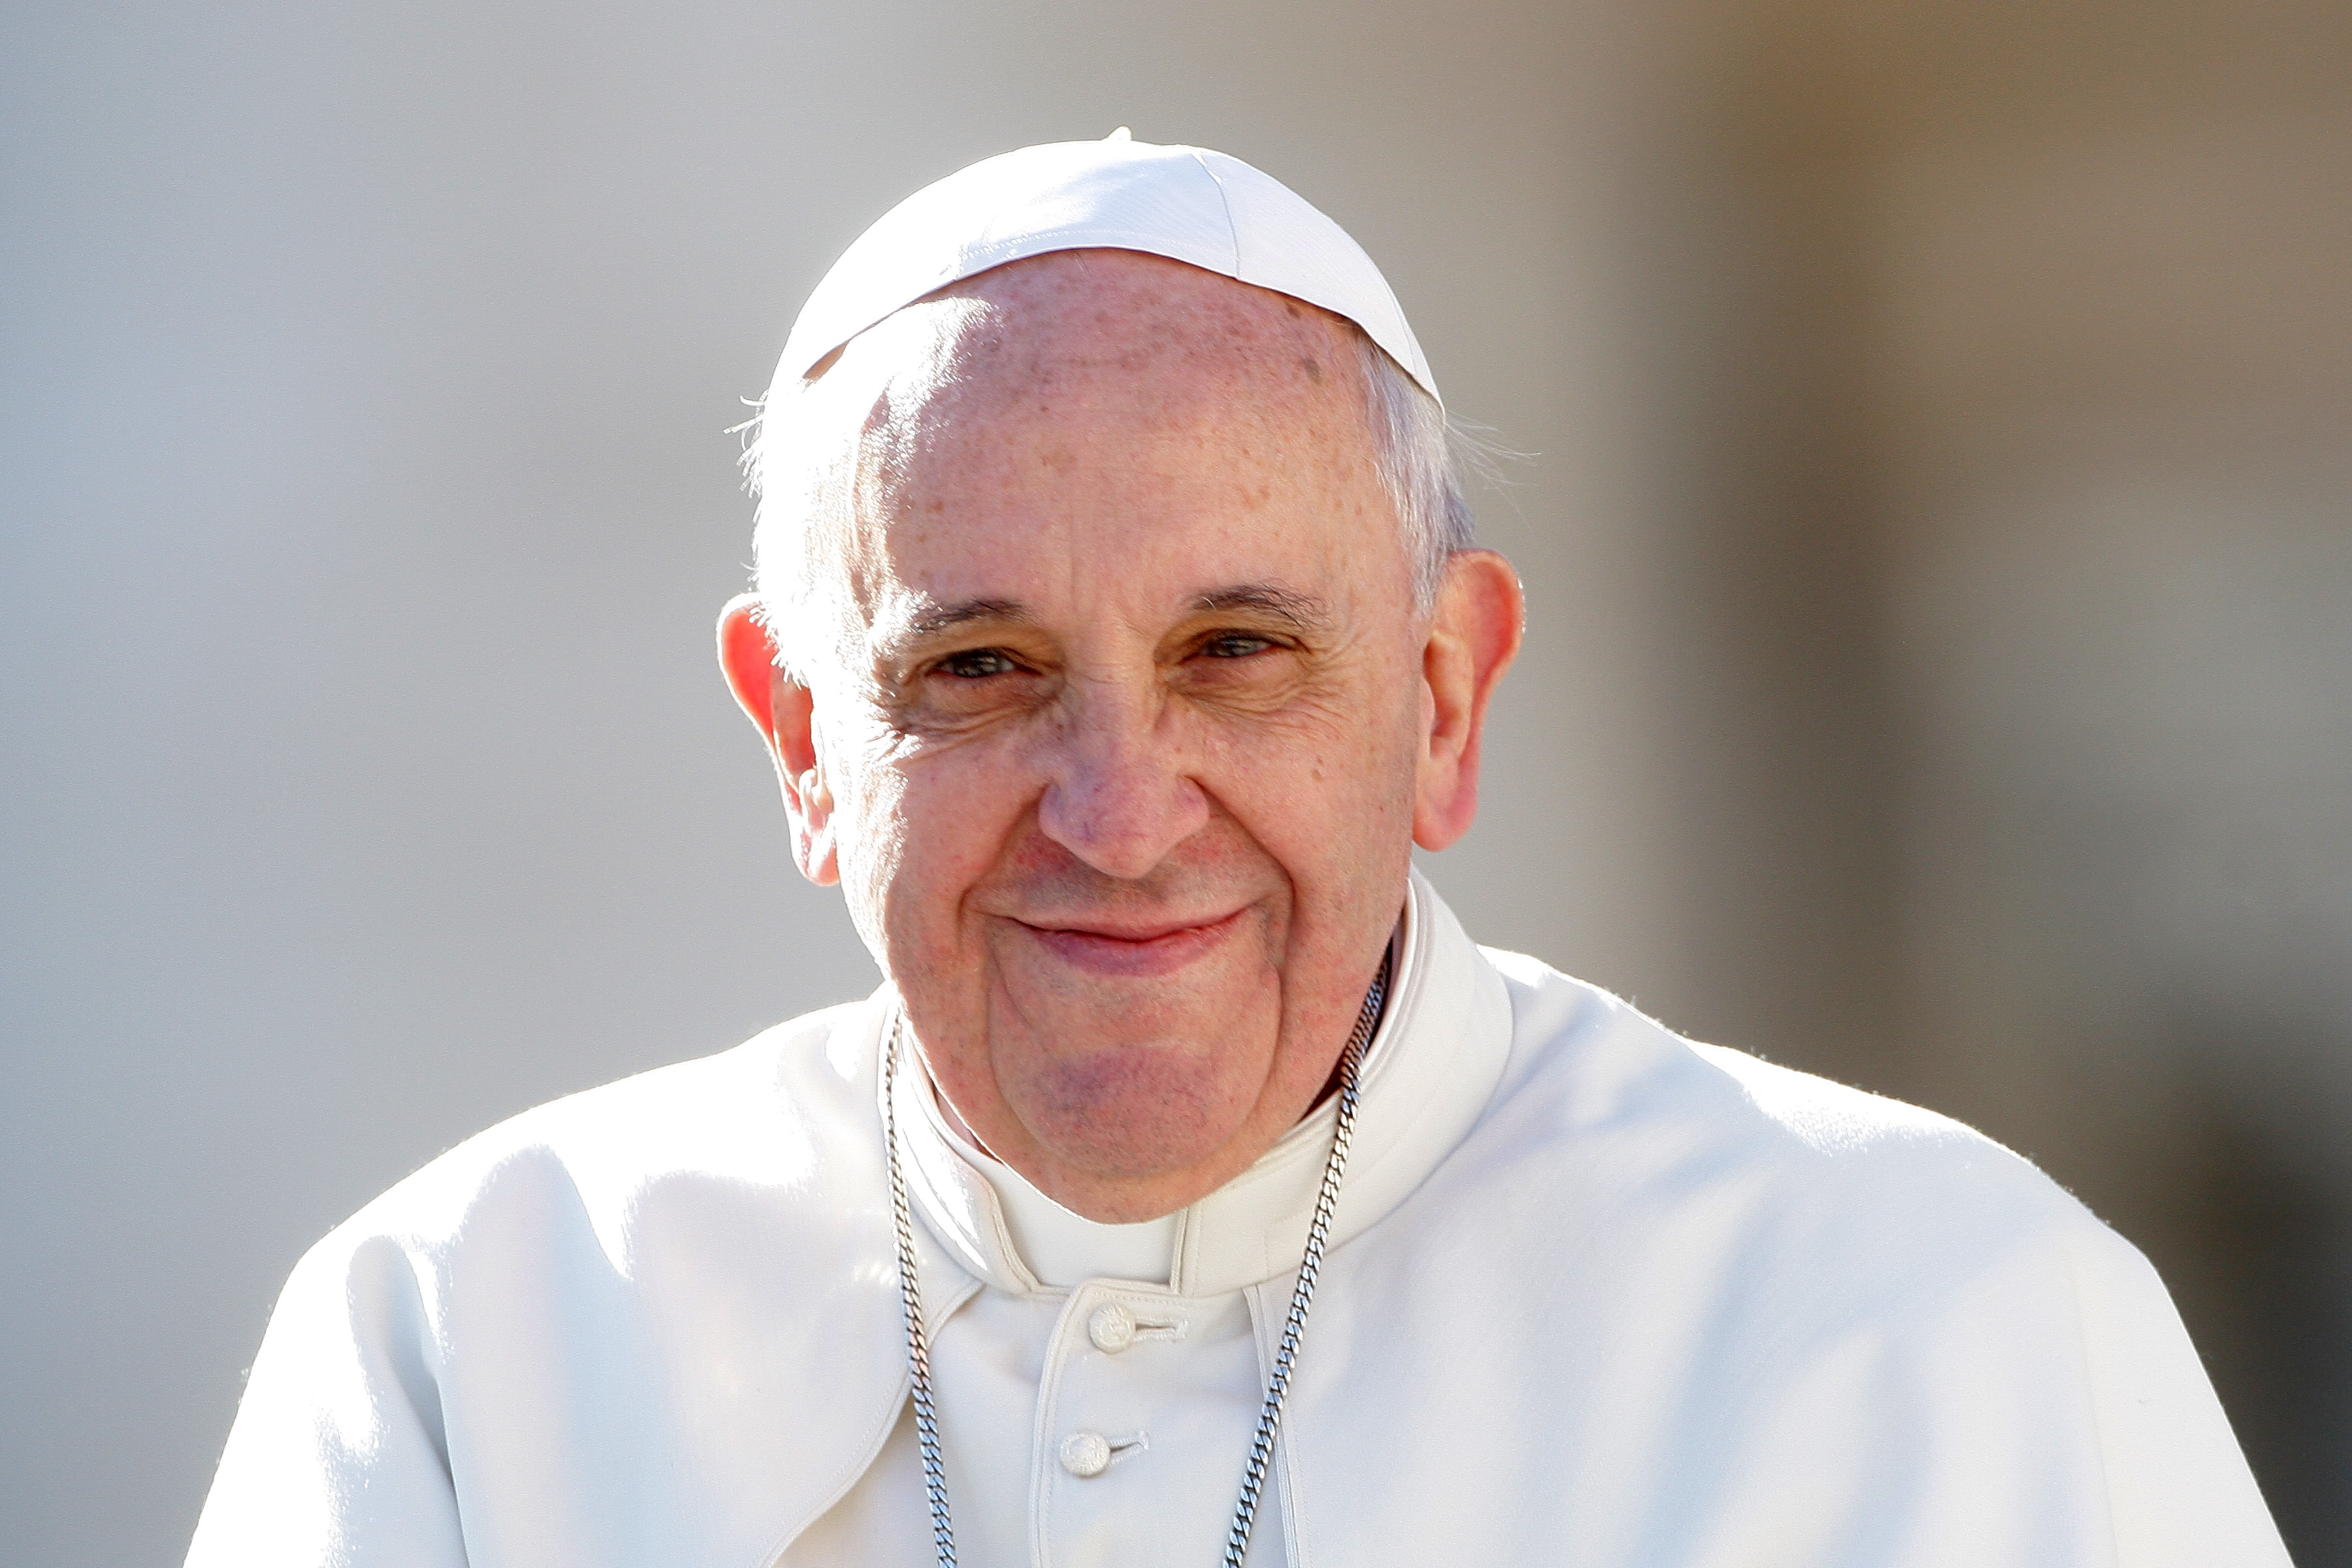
[840,740,1039,940]
[828,764,907,960]
[1203,677,1422,868]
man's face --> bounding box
[745,252,1481,1221]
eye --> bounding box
[1198,633,1277,660]
[936,647,1022,679]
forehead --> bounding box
[926,250,1359,408]
[815,252,1397,616]
[824,252,1372,468]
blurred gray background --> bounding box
[4,0,2347,1561]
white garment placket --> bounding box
[1026,1281,1256,1568]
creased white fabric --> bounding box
[188,874,2290,1568]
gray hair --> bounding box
[1351,331,1479,610]
[741,325,1477,677]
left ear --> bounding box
[1413,549,1524,851]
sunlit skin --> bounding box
[719,251,1522,1222]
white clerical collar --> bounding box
[889,866,1516,1299]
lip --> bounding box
[1010,906,1247,977]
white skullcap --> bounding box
[777,131,1441,408]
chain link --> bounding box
[884,1028,958,1565]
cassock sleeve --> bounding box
[186,1227,468,1568]
[2066,1220,2293,1565]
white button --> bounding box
[1059,1431,1113,1478]
[1088,1302,1138,1353]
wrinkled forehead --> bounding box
[823,251,1373,490]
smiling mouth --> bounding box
[1012,907,1247,977]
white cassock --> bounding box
[188,871,2288,1567]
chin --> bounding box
[1013,1042,1256,1181]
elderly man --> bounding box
[189,136,2287,1567]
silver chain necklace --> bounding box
[883,955,1389,1568]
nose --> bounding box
[1034,681,1211,879]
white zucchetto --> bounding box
[775,131,1441,407]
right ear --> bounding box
[717,593,838,886]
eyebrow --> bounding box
[904,597,1030,639]
[890,582,1331,645]
[1190,583,1332,634]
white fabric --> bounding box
[188,873,2290,1568]
[772,133,1442,407]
